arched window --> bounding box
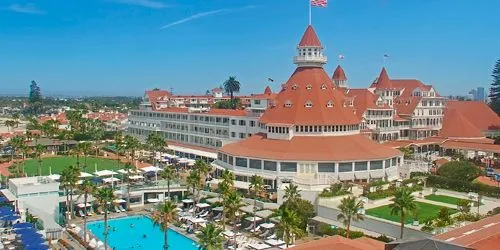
[284,100,292,108]
[305,100,313,108]
[326,100,334,108]
[321,83,327,90]
[306,84,312,90]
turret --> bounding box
[293,25,327,68]
[332,65,348,88]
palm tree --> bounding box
[197,223,224,250]
[249,175,264,232]
[66,165,81,219]
[78,142,92,171]
[94,187,115,250]
[59,169,72,221]
[34,144,45,176]
[160,165,177,201]
[78,179,95,243]
[283,183,301,203]
[152,201,178,250]
[337,196,364,238]
[276,207,303,248]
[223,76,241,108]
[390,187,417,239]
[146,132,166,184]
[223,189,243,230]
[186,169,203,206]
[8,135,25,176]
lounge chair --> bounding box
[78,210,86,217]
[114,206,121,213]
[86,210,92,216]
[244,224,253,231]
[267,234,276,240]
[259,230,270,238]
[199,211,209,218]
[213,213,221,220]
[250,226,261,233]
[120,206,126,212]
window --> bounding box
[370,161,383,170]
[239,133,245,139]
[235,157,247,168]
[249,159,262,169]
[217,153,222,161]
[280,162,297,172]
[284,100,292,108]
[306,84,312,90]
[338,163,352,172]
[355,161,368,171]
[231,132,236,137]
[305,100,313,108]
[321,83,327,90]
[231,120,236,125]
[228,156,234,165]
[264,161,277,171]
[254,100,261,105]
[250,121,255,127]
[239,120,246,126]
[318,163,335,173]
[326,100,334,108]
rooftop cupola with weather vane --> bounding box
[293,25,327,68]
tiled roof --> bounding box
[298,25,322,47]
[446,101,500,132]
[393,96,421,115]
[219,133,402,161]
[291,236,383,250]
[372,67,392,89]
[440,140,500,154]
[260,67,360,126]
[264,86,272,95]
[332,65,347,81]
[145,90,172,110]
[435,214,500,250]
[346,89,389,119]
[440,108,484,138]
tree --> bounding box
[160,165,177,201]
[186,169,203,206]
[146,132,166,183]
[123,134,141,209]
[34,144,45,176]
[60,166,79,220]
[489,59,500,114]
[390,187,417,239]
[457,199,471,215]
[280,197,314,231]
[437,161,482,182]
[8,135,25,176]
[219,169,234,195]
[283,183,301,203]
[249,175,264,232]
[276,207,303,248]
[222,76,241,108]
[436,207,453,227]
[196,223,224,250]
[77,142,92,172]
[78,179,95,243]
[337,196,364,239]
[4,120,16,132]
[94,187,115,250]
[152,201,178,250]
[223,189,243,230]
[28,80,43,115]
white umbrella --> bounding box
[260,223,275,229]
[195,203,210,209]
[245,216,262,222]
[265,239,285,246]
[94,170,118,177]
[80,172,93,178]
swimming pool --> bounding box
[87,215,199,250]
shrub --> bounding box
[319,183,350,198]
[488,207,500,216]
[317,223,364,239]
[437,161,482,181]
[375,235,392,243]
[366,189,395,200]
[426,175,500,198]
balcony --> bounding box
[293,55,327,65]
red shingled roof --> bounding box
[220,133,402,162]
[145,90,172,110]
[332,65,347,81]
[346,89,390,119]
[439,109,484,138]
[264,86,272,95]
[435,214,500,250]
[291,236,384,250]
[298,25,322,47]
[260,67,360,126]
[446,101,500,132]
[372,67,392,89]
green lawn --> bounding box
[22,156,125,176]
[425,194,481,206]
[366,201,456,224]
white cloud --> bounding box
[108,0,170,9]
[7,3,46,14]
[159,5,256,30]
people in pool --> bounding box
[142,234,147,239]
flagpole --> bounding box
[308,0,312,25]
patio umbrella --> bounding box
[0,197,8,203]
[23,238,45,247]
[16,228,37,234]
[25,245,49,250]
[13,222,34,229]
[1,214,19,221]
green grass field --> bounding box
[22,156,125,176]
[366,201,456,224]
[425,194,481,206]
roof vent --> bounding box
[326,100,334,108]
[306,84,312,90]
[284,100,292,108]
[305,100,313,108]
[321,83,327,90]
[292,84,298,90]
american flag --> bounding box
[311,0,327,7]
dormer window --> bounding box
[306,84,312,90]
[292,84,298,90]
[326,100,334,108]
[305,100,313,108]
[321,84,327,90]
[284,100,292,108]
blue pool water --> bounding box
[87,215,199,250]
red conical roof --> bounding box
[260,67,360,126]
[332,65,347,81]
[264,86,272,95]
[372,67,392,88]
[299,25,322,47]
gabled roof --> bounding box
[298,25,322,47]
[332,65,347,81]
[346,89,390,119]
[446,101,500,132]
[145,90,172,110]
[439,109,484,138]
[260,67,360,126]
[371,67,392,89]
[393,96,421,115]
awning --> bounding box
[168,144,217,159]
[80,172,93,178]
[0,189,16,202]
[94,170,118,177]
[140,166,162,173]
[196,203,210,209]
[178,158,189,164]
[256,210,274,218]
[245,216,262,222]
[102,177,120,183]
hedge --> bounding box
[427,175,500,198]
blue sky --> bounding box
[0,0,499,97]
